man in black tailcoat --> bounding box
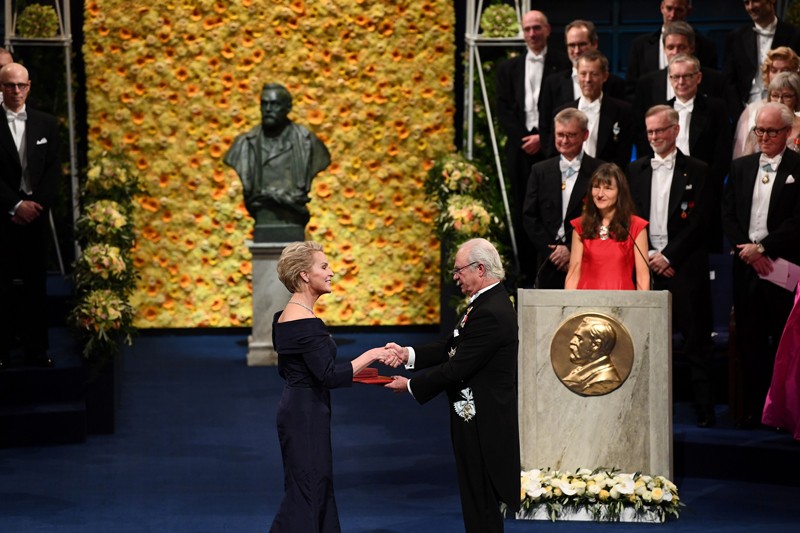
[722,102,800,427]
[636,54,731,251]
[543,50,632,169]
[629,105,715,427]
[0,63,61,369]
[496,9,570,282]
[626,0,717,96]
[723,0,800,120]
[538,19,626,134]
[385,238,519,533]
[524,108,602,289]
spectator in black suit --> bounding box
[629,105,716,427]
[0,64,61,369]
[496,10,570,283]
[626,0,718,97]
[538,19,627,134]
[633,22,724,153]
[543,50,633,169]
[723,0,800,120]
[637,54,731,251]
[524,108,603,289]
[722,102,800,428]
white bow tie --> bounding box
[6,110,26,122]
[760,154,780,172]
[674,100,693,113]
[527,54,544,64]
[651,157,675,171]
[753,25,775,37]
[559,158,581,177]
[578,100,600,114]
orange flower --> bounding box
[119,28,133,40]
[143,307,158,321]
[342,186,356,199]
[209,144,224,159]
[136,157,149,170]
[315,181,332,198]
[306,108,324,125]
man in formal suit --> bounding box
[626,0,718,96]
[0,48,12,105]
[629,105,716,426]
[543,50,633,169]
[523,108,602,289]
[724,0,800,119]
[633,22,724,153]
[637,54,731,250]
[385,238,519,533]
[496,10,570,282]
[538,19,626,136]
[0,63,61,368]
[722,102,800,427]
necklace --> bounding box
[599,225,610,240]
[288,300,315,315]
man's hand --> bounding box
[736,243,773,276]
[521,134,541,155]
[648,252,674,278]
[11,200,43,225]
[548,244,570,271]
[384,375,409,393]
[383,342,408,368]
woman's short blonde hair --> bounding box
[277,241,324,293]
[762,46,800,86]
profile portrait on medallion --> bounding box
[550,313,634,396]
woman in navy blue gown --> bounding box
[270,241,391,532]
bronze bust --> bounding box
[224,83,330,242]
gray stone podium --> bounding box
[518,289,673,478]
[246,241,292,366]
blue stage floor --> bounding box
[1,330,799,532]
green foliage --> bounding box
[15,3,60,38]
[69,151,143,360]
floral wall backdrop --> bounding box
[83,0,455,327]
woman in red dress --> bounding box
[565,163,650,291]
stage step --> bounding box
[0,400,87,447]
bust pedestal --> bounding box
[246,241,292,366]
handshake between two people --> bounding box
[355,342,411,393]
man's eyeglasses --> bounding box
[555,131,581,141]
[753,126,789,138]
[451,261,479,276]
[668,72,698,82]
[2,82,29,91]
[646,125,677,137]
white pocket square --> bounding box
[685,184,693,190]
[36,138,47,145]
[787,175,796,184]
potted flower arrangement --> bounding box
[69,151,141,361]
[519,467,682,523]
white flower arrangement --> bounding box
[519,467,682,522]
